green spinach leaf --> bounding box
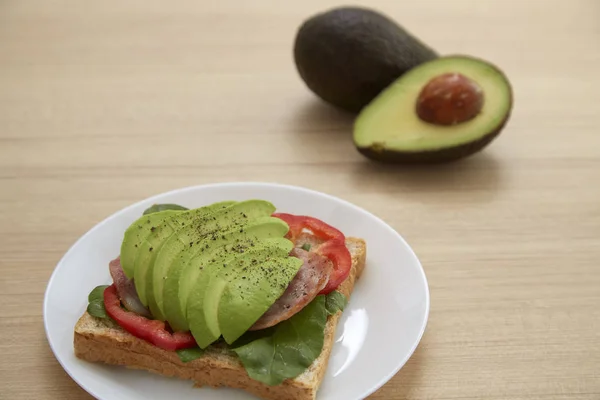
[232,295,327,386]
[142,203,188,215]
[87,300,108,318]
[87,285,110,319]
[176,347,204,363]
[88,285,109,302]
[325,291,347,315]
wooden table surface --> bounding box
[2,0,599,399]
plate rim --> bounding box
[43,181,430,400]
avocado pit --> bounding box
[416,73,484,126]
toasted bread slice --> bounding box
[74,237,366,400]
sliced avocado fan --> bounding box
[163,215,289,332]
[119,199,305,350]
[149,200,275,320]
[121,201,234,303]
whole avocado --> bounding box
[293,6,438,113]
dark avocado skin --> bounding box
[356,117,510,164]
[293,7,438,113]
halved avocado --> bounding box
[353,55,513,163]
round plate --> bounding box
[44,182,429,400]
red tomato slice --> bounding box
[103,284,197,351]
[272,213,304,241]
[273,213,351,294]
[317,239,352,294]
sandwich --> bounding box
[74,199,366,400]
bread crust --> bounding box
[74,238,367,400]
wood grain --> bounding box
[1,0,599,399]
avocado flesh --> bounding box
[353,55,512,162]
[130,201,234,305]
[163,217,289,332]
[120,209,184,279]
[146,200,275,320]
[187,239,293,348]
[294,6,438,113]
[162,235,256,333]
[218,256,303,344]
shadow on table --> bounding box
[288,99,507,201]
[348,152,506,203]
[286,98,355,137]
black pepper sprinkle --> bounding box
[150,227,156,232]
[149,247,154,252]
[134,244,138,248]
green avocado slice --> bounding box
[146,200,275,320]
[162,216,289,332]
[120,209,185,278]
[131,201,234,305]
[187,238,293,348]
[218,256,304,344]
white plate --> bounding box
[44,182,429,400]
